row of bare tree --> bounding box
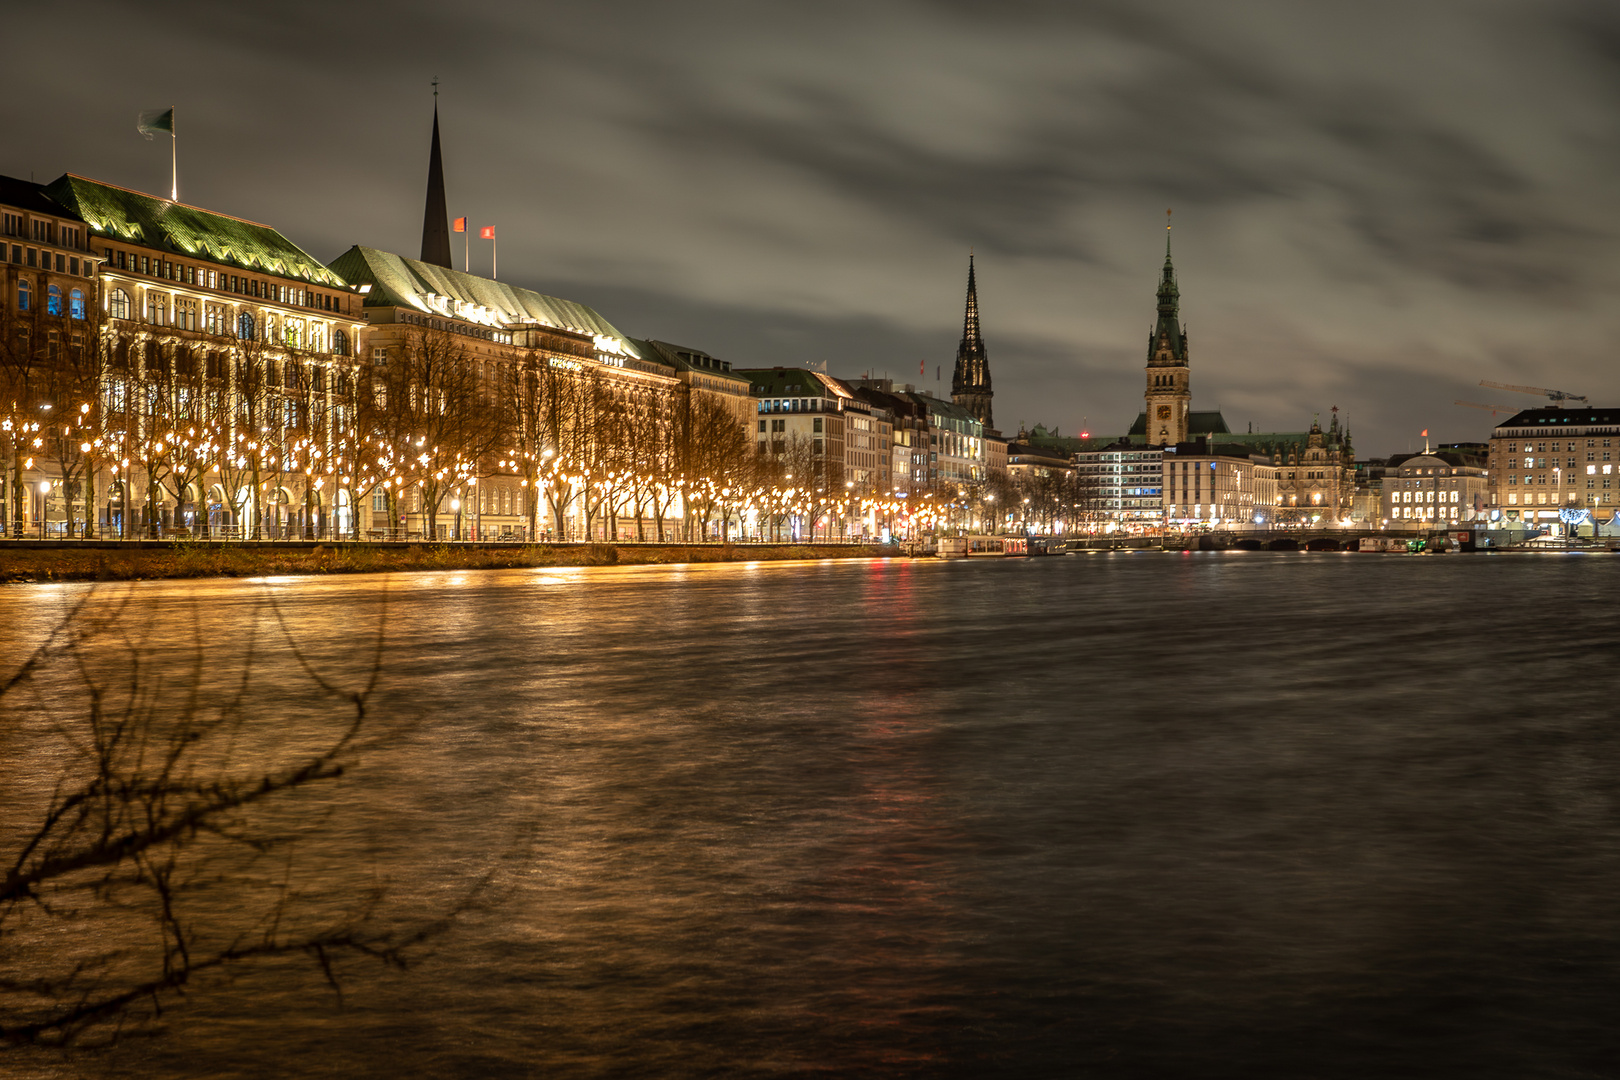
[0,307,791,541]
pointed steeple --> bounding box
[420,97,452,270]
[1149,210,1186,363]
[951,253,994,431]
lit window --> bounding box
[17,278,29,311]
[109,288,130,319]
[47,284,62,315]
[69,288,85,319]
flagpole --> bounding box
[170,106,177,202]
[464,228,469,273]
[493,233,498,280]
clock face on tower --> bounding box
[1157,405,1172,421]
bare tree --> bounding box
[0,591,480,1048]
[359,327,499,540]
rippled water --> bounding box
[7,553,1620,1078]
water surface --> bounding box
[5,553,1620,1078]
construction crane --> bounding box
[1478,380,1588,404]
[1454,400,1523,416]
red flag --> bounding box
[920,359,925,376]
[1421,429,1428,437]
[452,217,467,233]
[479,226,495,240]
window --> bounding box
[17,278,29,311]
[238,312,255,339]
[146,294,166,325]
[373,491,387,513]
[333,329,349,356]
[69,288,85,319]
[758,419,766,432]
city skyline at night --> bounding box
[4,2,1615,454]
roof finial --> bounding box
[1166,208,1172,257]
[432,76,439,99]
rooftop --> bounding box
[46,174,344,286]
[1493,406,1620,429]
[0,174,83,219]
[328,245,637,356]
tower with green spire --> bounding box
[1143,211,1191,446]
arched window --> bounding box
[238,312,255,340]
[109,288,130,320]
[47,285,62,316]
[333,328,349,356]
[17,278,29,312]
[69,289,86,320]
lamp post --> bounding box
[37,479,50,539]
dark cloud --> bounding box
[5,0,1616,451]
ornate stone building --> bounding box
[950,254,993,433]
[1275,411,1355,522]
[1143,219,1191,447]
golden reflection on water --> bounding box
[8,556,1620,1077]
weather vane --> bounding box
[1167,208,1172,230]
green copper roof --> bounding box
[45,174,346,287]
[328,245,635,349]
[1127,410,1230,437]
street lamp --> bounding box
[37,479,51,539]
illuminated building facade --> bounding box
[1,174,101,535]
[1488,406,1620,529]
[1161,441,1277,527]
[1382,451,1489,527]
[30,173,364,537]
[1273,412,1355,523]
[1074,443,1163,528]
[331,245,683,540]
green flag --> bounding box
[137,108,174,140]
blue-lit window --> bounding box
[17,278,29,311]
[69,289,85,320]
[238,312,255,340]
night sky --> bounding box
[6,1,1617,453]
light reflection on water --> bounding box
[6,553,1620,1077]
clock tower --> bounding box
[1143,212,1190,446]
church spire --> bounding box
[951,253,994,432]
[420,91,452,270]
